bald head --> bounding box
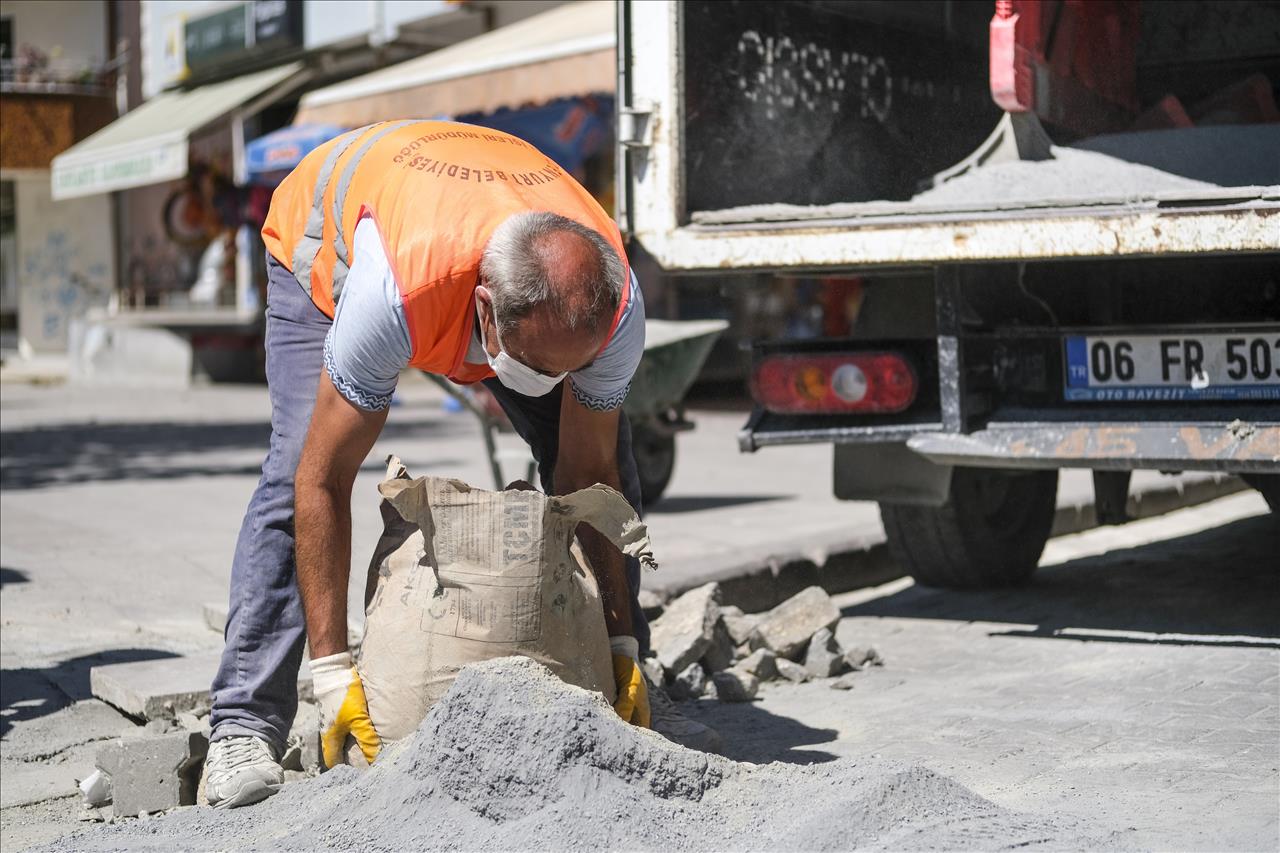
[479,211,625,341]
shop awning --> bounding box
[51,62,305,200]
[294,1,614,126]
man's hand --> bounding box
[610,636,650,727]
[311,651,381,767]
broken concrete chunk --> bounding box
[96,730,208,817]
[737,648,779,682]
[804,627,849,679]
[91,652,313,721]
[282,702,320,772]
[711,668,759,702]
[648,582,721,674]
[702,618,738,673]
[637,589,666,620]
[775,659,809,684]
[720,606,761,647]
[830,672,858,691]
[748,586,840,660]
[843,646,885,670]
[640,656,666,688]
[669,662,707,700]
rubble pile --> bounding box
[645,583,883,702]
[45,658,1110,852]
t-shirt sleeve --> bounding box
[568,269,646,411]
[323,217,412,412]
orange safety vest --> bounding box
[262,120,629,384]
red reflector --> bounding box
[751,352,917,414]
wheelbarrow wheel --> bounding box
[632,425,676,510]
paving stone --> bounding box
[843,645,884,670]
[804,627,850,678]
[669,662,707,700]
[775,659,809,684]
[637,589,665,620]
[748,585,840,660]
[202,602,228,634]
[283,702,320,772]
[648,582,721,674]
[90,652,313,721]
[0,699,135,763]
[702,618,737,673]
[95,730,208,817]
[736,648,779,682]
[711,668,759,702]
[0,742,100,809]
[719,605,760,646]
[830,672,859,691]
[640,656,666,687]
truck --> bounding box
[615,0,1279,588]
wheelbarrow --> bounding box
[425,318,728,508]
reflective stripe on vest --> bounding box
[289,120,420,303]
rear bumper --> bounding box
[906,421,1279,473]
[742,412,1279,474]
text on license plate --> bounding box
[1064,333,1280,402]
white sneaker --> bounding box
[205,735,284,809]
[647,677,725,754]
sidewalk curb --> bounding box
[652,475,1249,614]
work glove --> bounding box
[310,651,381,769]
[610,636,650,728]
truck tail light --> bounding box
[751,352,917,414]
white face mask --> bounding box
[477,291,566,397]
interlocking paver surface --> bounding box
[690,493,1278,851]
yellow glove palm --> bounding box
[321,671,382,768]
[311,651,382,769]
[612,652,651,728]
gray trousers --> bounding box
[210,256,648,750]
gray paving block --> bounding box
[90,652,313,721]
[96,730,208,817]
[648,582,721,674]
[0,699,135,763]
[749,586,841,660]
[202,602,228,634]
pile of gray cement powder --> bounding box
[48,658,1125,851]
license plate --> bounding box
[1064,332,1280,402]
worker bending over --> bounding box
[204,121,708,808]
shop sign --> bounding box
[185,1,303,75]
[52,140,188,200]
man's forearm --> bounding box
[295,482,352,658]
[580,524,635,639]
[557,465,635,639]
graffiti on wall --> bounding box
[21,228,111,349]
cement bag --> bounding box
[356,457,657,744]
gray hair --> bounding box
[480,211,625,338]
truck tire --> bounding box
[632,425,676,510]
[880,467,1058,590]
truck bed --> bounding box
[638,125,1279,272]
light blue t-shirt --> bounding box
[324,217,645,412]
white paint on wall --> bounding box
[11,173,116,353]
[1,0,109,65]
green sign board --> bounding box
[185,4,250,73]
[184,1,301,75]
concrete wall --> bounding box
[1,0,110,64]
[8,171,115,354]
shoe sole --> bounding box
[211,778,283,810]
